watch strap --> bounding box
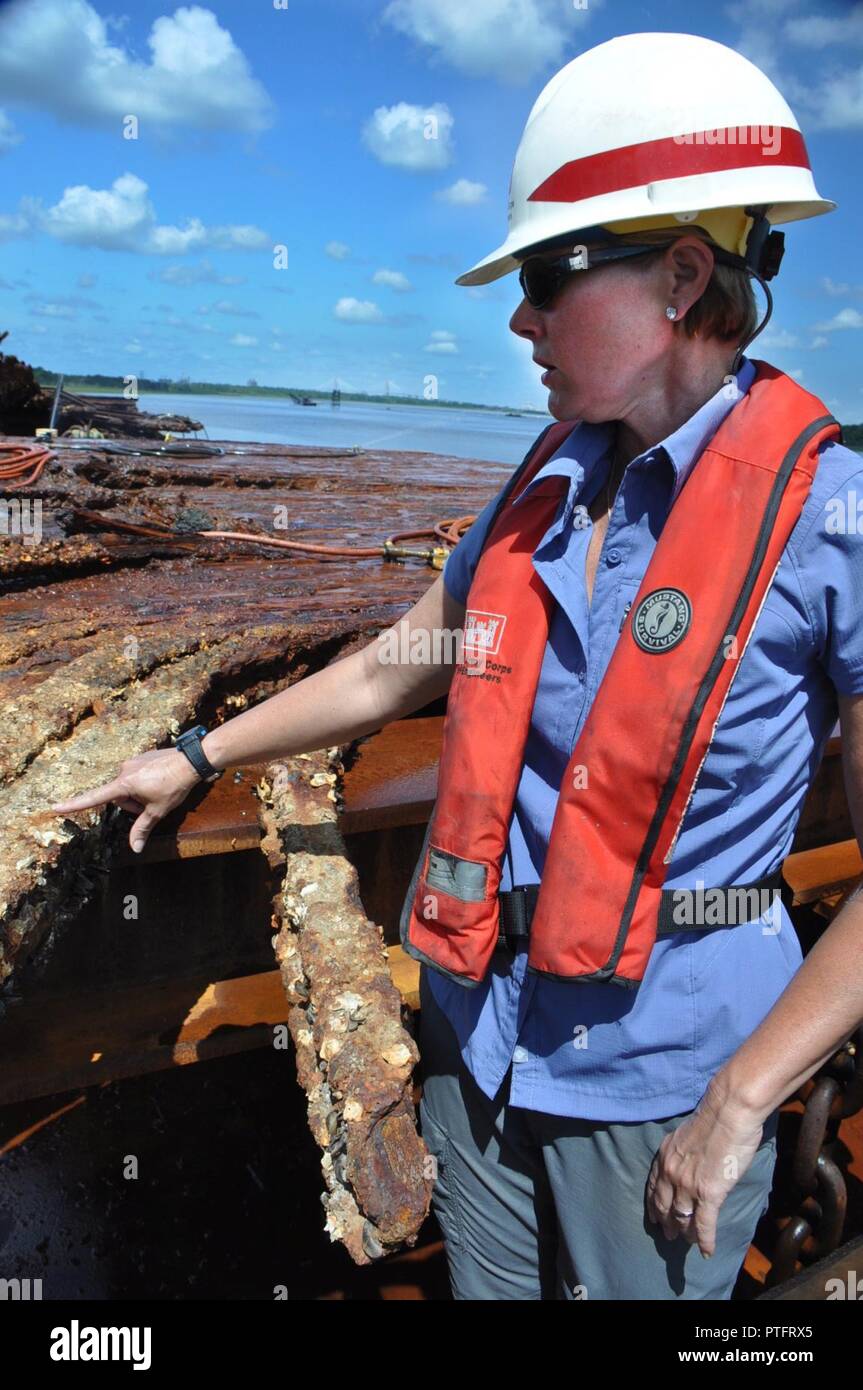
[175,724,223,782]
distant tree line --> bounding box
[843,423,863,451]
[30,367,545,415]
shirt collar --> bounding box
[513,355,757,508]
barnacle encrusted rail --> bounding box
[0,622,324,988]
[257,748,433,1266]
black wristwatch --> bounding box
[174,724,223,783]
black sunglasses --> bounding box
[518,241,677,309]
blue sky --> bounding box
[0,0,861,415]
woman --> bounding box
[53,33,863,1301]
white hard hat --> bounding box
[456,32,836,286]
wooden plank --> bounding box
[119,721,852,864]
[783,838,863,904]
[0,949,420,1105]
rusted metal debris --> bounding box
[0,346,46,435]
[51,387,202,439]
[258,748,433,1265]
[0,346,201,437]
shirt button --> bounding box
[606,548,622,566]
[513,1045,528,1064]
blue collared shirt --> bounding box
[431,355,863,1121]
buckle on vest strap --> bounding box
[497,884,540,949]
[496,872,792,949]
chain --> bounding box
[765,1024,863,1287]
[763,881,863,1287]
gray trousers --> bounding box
[418,957,780,1300]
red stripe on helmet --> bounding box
[528,127,810,203]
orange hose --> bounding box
[0,443,53,490]
[200,529,383,557]
[201,516,477,559]
[70,510,478,563]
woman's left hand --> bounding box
[645,1085,765,1258]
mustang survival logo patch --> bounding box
[631,588,692,653]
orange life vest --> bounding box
[402,360,840,989]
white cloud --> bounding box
[153,259,245,285]
[209,300,258,317]
[211,224,269,250]
[728,0,863,130]
[0,210,30,242]
[381,0,584,84]
[425,329,458,353]
[814,308,863,331]
[806,68,861,131]
[727,0,805,19]
[325,240,351,260]
[821,276,852,297]
[785,6,863,48]
[230,333,258,347]
[811,336,829,349]
[0,110,22,153]
[758,328,799,349]
[0,0,273,133]
[372,268,413,291]
[334,297,384,323]
[31,302,75,318]
[362,102,454,171]
[26,173,268,254]
[436,178,487,205]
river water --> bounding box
[138,392,550,465]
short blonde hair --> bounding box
[609,227,758,345]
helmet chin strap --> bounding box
[727,206,780,378]
[730,268,774,378]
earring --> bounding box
[665,306,677,320]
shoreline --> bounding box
[32,375,547,417]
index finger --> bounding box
[50,780,127,814]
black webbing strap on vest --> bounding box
[497,870,794,951]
